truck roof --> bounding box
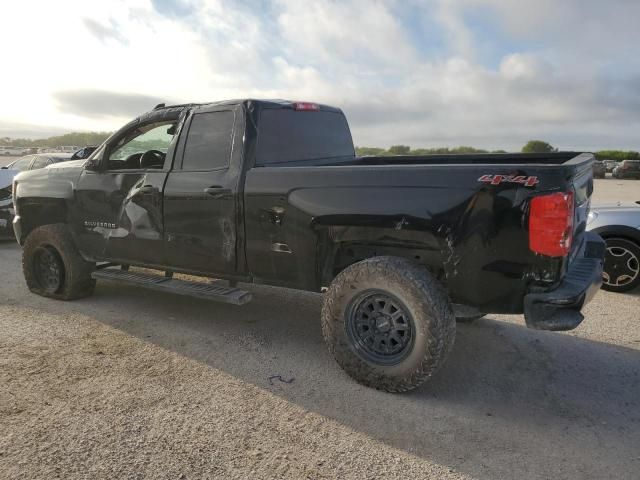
[153,99,342,113]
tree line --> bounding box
[1,133,637,161]
[0,132,111,148]
[357,140,639,161]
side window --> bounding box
[182,111,234,171]
[30,157,50,170]
[107,122,175,170]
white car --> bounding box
[588,202,640,292]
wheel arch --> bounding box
[17,198,70,244]
[318,239,445,289]
[591,225,640,245]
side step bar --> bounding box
[91,268,252,305]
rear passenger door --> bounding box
[163,106,240,276]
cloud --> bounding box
[1,0,639,150]
[0,120,69,139]
[150,0,194,18]
[52,90,170,119]
[82,18,128,45]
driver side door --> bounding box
[74,121,177,266]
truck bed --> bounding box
[244,152,595,312]
[326,152,586,166]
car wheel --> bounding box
[601,238,640,293]
[23,224,96,300]
[321,256,455,392]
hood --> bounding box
[0,168,18,188]
[46,159,86,169]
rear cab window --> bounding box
[256,108,354,166]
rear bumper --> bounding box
[524,232,605,331]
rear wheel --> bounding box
[23,224,96,300]
[601,238,640,293]
[321,256,455,392]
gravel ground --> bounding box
[0,179,639,480]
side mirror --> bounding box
[84,158,101,172]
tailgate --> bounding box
[568,155,595,265]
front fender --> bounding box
[13,168,79,243]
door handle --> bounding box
[204,186,231,197]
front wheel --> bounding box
[601,238,640,293]
[321,256,455,393]
[23,224,96,300]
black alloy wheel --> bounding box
[346,290,415,366]
[32,246,65,294]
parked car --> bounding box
[70,146,98,160]
[2,153,74,172]
[603,160,618,173]
[0,153,73,237]
[0,168,16,237]
[592,161,606,178]
[588,202,640,292]
[612,160,640,179]
[11,99,604,392]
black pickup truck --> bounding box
[11,99,605,392]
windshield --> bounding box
[109,122,175,161]
[256,109,354,166]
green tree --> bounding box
[355,146,387,156]
[522,140,557,153]
[388,145,411,155]
[594,150,640,161]
[0,131,112,148]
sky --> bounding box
[1,0,640,151]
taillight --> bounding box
[529,191,574,257]
[293,102,320,111]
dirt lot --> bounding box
[0,178,639,479]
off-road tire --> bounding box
[321,256,456,392]
[23,224,96,300]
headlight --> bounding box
[587,211,598,225]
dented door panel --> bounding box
[243,162,588,312]
[74,170,167,264]
[163,169,237,275]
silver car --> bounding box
[587,202,640,292]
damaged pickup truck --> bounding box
[12,99,605,392]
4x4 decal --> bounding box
[478,174,539,187]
